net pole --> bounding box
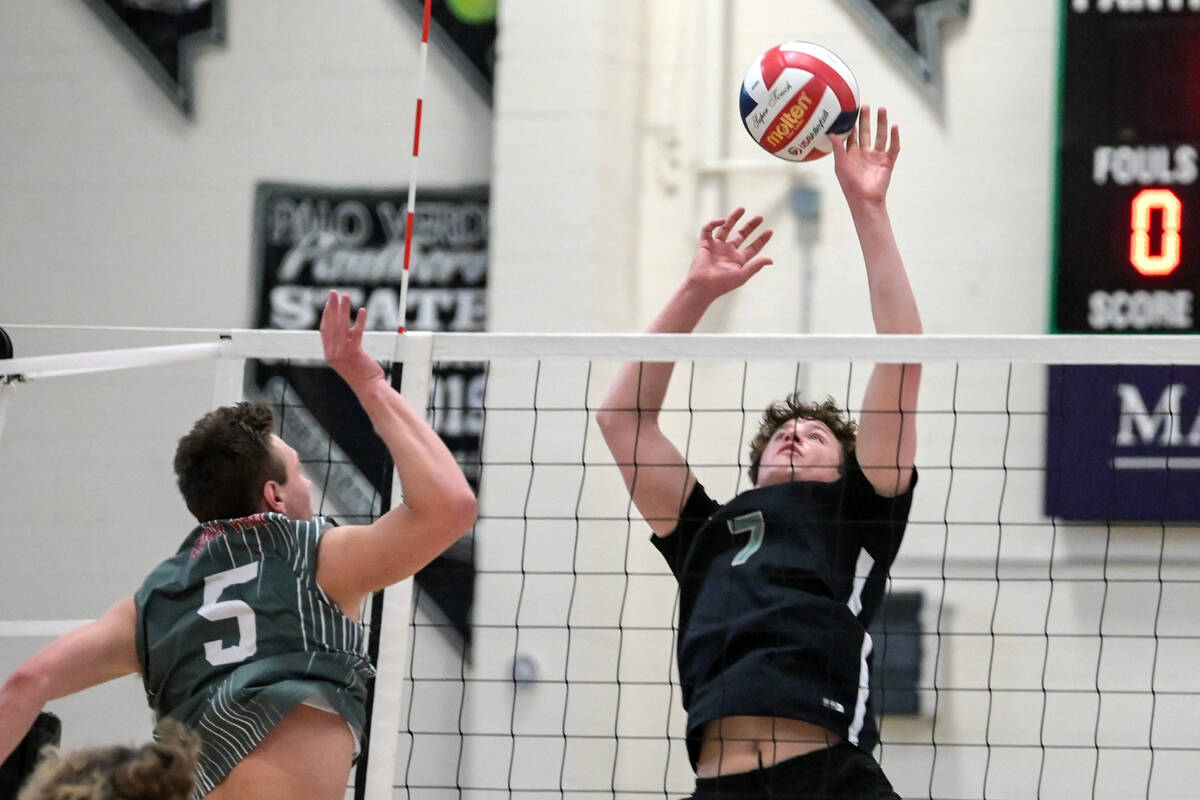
[361,332,433,800]
[397,0,433,335]
[0,380,14,446]
[0,326,10,444]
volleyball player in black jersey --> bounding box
[597,106,920,799]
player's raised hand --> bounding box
[686,207,774,298]
[320,290,385,390]
[830,105,901,208]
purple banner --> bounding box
[1046,364,1200,520]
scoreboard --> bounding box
[1046,1,1200,521]
[1053,2,1200,333]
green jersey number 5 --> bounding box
[199,562,261,666]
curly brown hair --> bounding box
[173,401,286,523]
[17,722,198,800]
[746,394,857,485]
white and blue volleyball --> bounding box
[739,41,860,162]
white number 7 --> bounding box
[198,562,261,666]
[728,511,766,566]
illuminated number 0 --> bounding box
[1130,188,1182,276]
[198,562,260,666]
[728,511,765,566]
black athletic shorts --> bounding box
[686,742,899,800]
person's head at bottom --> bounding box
[18,722,197,800]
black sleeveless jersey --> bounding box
[652,450,916,768]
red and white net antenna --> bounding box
[397,0,433,334]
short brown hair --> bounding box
[746,394,857,484]
[18,721,198,800]
[173,402,286,523]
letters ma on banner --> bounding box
[1046,365,1200,521]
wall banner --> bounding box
[834,0,968,103]
[398,0,495,104]
[251,182,488,647]
[80,0,226,116]
[1045,364,1200,521]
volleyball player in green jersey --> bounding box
[0,291,478,800]
[597,107,921,798]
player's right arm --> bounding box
[313,292,478,616]
[596,209,773,536]
[0,597,140,763]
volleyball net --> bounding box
[1,328,1198,800]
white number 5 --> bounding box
[198,562,260,666]
[728,511,766,566]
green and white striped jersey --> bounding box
[134,513,374,798]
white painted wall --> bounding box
[2,1,1198,799]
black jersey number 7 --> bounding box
[727,511,765,566]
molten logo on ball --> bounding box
[763,91,815,149]
[739,42,860,162]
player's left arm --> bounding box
[314,292,477,616]
[0,597,140,763]
[831,106,921,497]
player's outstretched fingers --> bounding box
[730,214,764,248]
[716,207,745,241]
[858,104,872,149]
[321,290,357,342]
[700,218,726,244]
[319,290,338,336]
[336,291,352,325]
[829,130,848,159]
[743,255,773,276]
[875,107,889,152]
[743,228,773,258]
[742,235,774,278]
